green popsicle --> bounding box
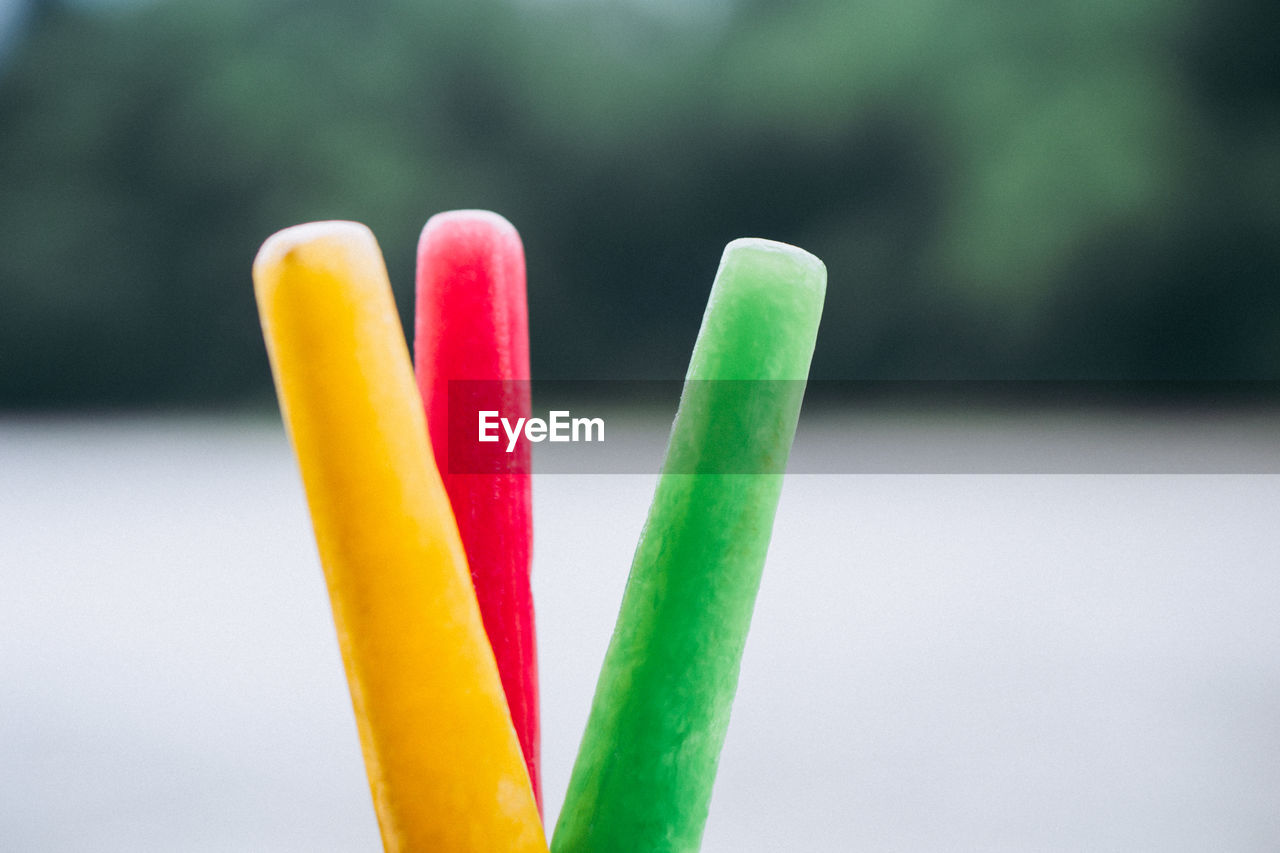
[552,238,826,853]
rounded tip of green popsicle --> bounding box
[253,220,379,282]
[720,237,826,296]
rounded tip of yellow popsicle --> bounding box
[252,220,380,287]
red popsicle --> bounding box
[414,210,541,809]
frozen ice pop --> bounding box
[414,210,541,808]
[552,238,826,853]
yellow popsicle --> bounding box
[252,221,546,853]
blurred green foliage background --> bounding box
[1,0,1277,407]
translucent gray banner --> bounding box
[443,380,1280,474]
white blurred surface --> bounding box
[2,415,1278,851]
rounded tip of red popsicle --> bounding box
[420,209,520,246]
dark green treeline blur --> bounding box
[1,0,1277,407]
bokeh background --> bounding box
[3,0,1280,850]
[2,0,1279,403]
